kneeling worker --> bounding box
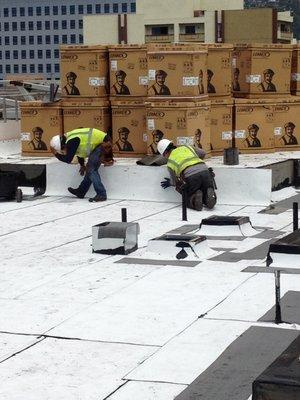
[157,139,216,211]
[50,128,113,202]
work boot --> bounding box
[68,187,85,199]
[206,187,217,209]
[89,195,107,202]
[193,190,203,211]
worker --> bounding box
[157,139,217,211]
[50,128,113,202]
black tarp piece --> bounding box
[259,291,300,324]
[175,326,299,400]
[252,334,300,400]
[136,155,167,166]
[0,163,46,190]
[200,215,250,226]
[268,230,300,256]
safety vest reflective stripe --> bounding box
[66,128,107,158]
[167,146,203,176]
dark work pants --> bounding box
[184,170,214,207]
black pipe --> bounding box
[274,270,282,324]
[182,187,187,221]
[293,202,298,231]
[121,208,127,222]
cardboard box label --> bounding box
[222,131,232,140]
[148,70,156,81]
[182,77,199,86]
[21,132,30,141]
[274,127,282,136]
[246,74,261,84]
[235,130,245,139]
[139,76,148,85]
[177,136,193,146]
[291,72,300,81]
[147,118,155,130]
[111,60,118,71]
[89,77,106,86]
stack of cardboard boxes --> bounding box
[20,41,300,157]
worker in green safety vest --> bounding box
[50,128,113,202]
[157,139,217,211]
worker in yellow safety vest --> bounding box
[50,128,113,202]
[157,139,217,211]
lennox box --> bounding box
[232,44,293,98]
[111,98,147,157]
[60,45,108,98]
[234,98,275,153]
[272,97,300,151]
[147,43,208,98]
[146,100,211,156]
[109,45,148,97]
[210,98,233,155]
[62,98,111,134]
[20,101,62,157]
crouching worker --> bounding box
[50,128,114,202]
[157,139,216,211]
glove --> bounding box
[161,177,171,189]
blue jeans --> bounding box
[78,146,107,198]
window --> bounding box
[61,5,67,15]
[22,64,27,73]
[12,8,17,17]
[37,36,43,44]
[21,50,26,58]
[70,5,75,14]
[4,23,9,31]
[12,22,18,31]
[62,35,68,44]
[152,26,168,35]
[29,50,35,59]
[30,64,35,73]
[13,37,18,45]
[28,21,34,30]
[13,51,18,59]
[54,49,59,58]
[78,5,84,14]
[14,65,19,73]
[4,8,9,17]
[113,3,118,13]
[104,4,110,13]
[96,4,101,13]
[46,50,51,58]
[53,21,59,30]
[5,51,10,60]
[87,4,93,13]
[55,64,60,73]
[70,20,76,29]
[46,64,52,73]
[185,25,195,34]
[79,34,83,43]
[20,21,26,31]
[62,20,67,29]
[21,36,26,45]
[38,64,43,73]
[45,6,50,16]
[45,35,51,44]
[0,52,2,60]
[6,65,11,74]
[53,6,58,15]
[5,37,9,45]
[122,3,127,12]
[78,20,83,29]
[70,34,76,44]
[54,35,59,44]
[45,21,50,30]
[28,7,33,16]
[29,36,34,45]
[20,7,25,17]
[37,21,42,30]
[38,50,43,59]
[36,6,42,16]
[0,38,2,46]
[130,2,136,12]
[0,66,3,74]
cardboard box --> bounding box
[272,97,300,151]
[60,45,108,98]
[62,98,111,134]
[235,98,275,153]
[146,100,211,156]
[111,98,147,157]
[233,44,293,98]
[147,43,208,98]
[210,99,234,155]
[291,44,300,95]
[20,101,62,157]
[109,45,148,97]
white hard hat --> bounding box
[157,139,172,155]
[50,135,61,152]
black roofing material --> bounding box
[175,326,299,400]
[268,229,300,256]
[200,215,250,226]
[252,334,300,400]
[259,291,300,325]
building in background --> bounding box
[0,0,136,80]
